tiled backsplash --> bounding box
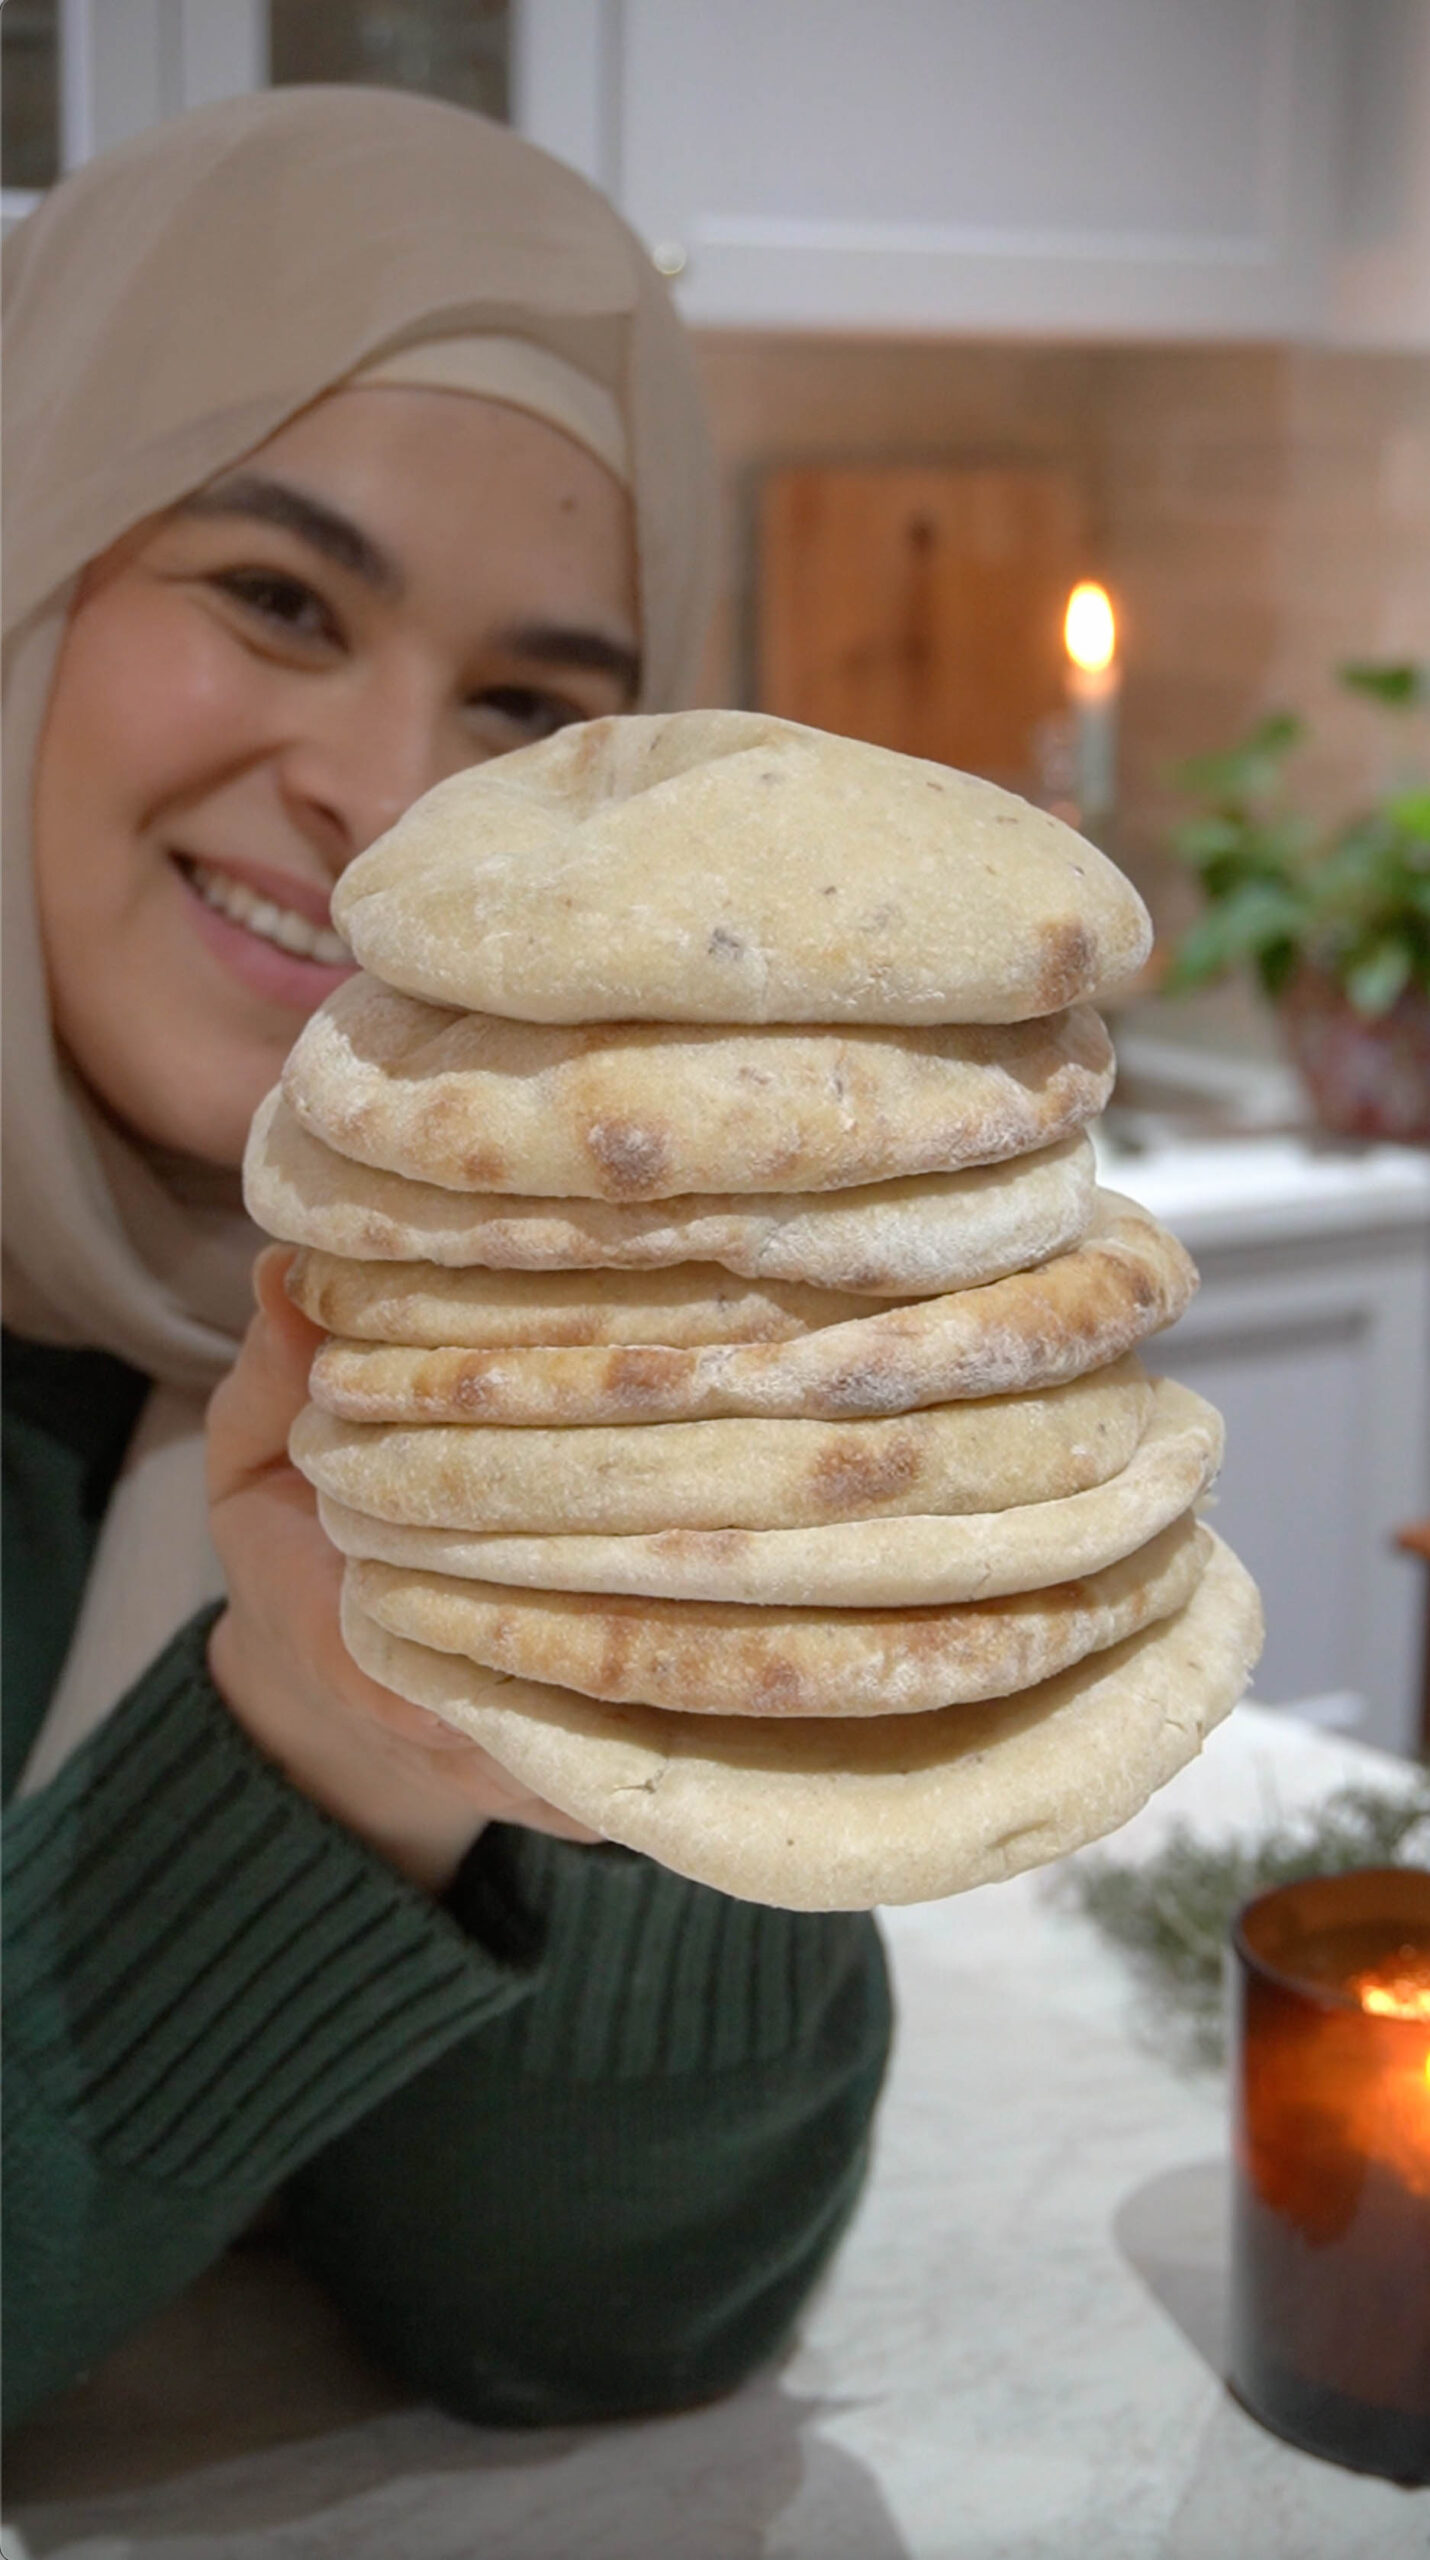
[693,335,1430,962]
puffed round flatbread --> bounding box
[331,711,1152,1026]
[292,1358,1151,1537]
[283,976,1115,1200]
[339,1532,1262,1908]
[288,1256,898,1349]
[347,1513,1210,1719]
[305,1194,1195,1427]
[246,1091,1096,1297]
[315,1377,1223,1606]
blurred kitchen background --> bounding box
[5,1,1429,1757]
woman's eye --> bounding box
[469,686,579,743]
[209,569,340,645]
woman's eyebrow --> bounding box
[174,474,403,596]
[496,621,642,698]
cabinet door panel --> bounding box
[1150,1231,1430,1754]
[609,0,1335,333]
[1153,1309,1366,1717]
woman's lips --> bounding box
[172,854,357,1009]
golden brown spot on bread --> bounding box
[586,1117,673,1199]
[1037,918,1097,1008]
[809,1428,922,1518]
[409,1090,509,1187]
[751,1654,806,1711]
[596,1609,638,1694]
[602,1346,694,1404]
[540,1311,619,1345]
[447,1364,501,1416]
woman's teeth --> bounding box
[184,858,349,965]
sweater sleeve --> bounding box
[282,1827,893,2425]
[2,1608,547,2430]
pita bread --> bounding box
[292,1358,1151,1536]
[339,1532,1261,1908]
[284,976,1115,1200]
[332,712,1152,1025]
[305,1194,1194,1427]
[288,1254,898,1348]
[315,1377,1223,1605]
[246,1091,1096,1296]
[347,1513,1209,1718]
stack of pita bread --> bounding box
[244,711,1263,1911]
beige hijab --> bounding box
[4,86,716,1788]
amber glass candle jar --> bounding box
[1229,1866,1430,2481]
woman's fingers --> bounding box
[207,1246,324,1500]
[206,1249,606,1869]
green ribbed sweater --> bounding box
[3,1333,892,2431]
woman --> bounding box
[3,88,891,2432]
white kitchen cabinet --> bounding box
[56,0,265,164]
[1,0,266,230]
[1332,0,1430,351]
[14,4,1422,347]
[1097,1125,1430,1758]
[517,0,1343,337]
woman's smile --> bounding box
[173,850,355,1008]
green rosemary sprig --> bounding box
[1051,1778,1430,2071]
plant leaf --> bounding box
[1163,882,1307,991]
[1387,788,1430,841]
[1052,1778,1430,2072]
[1171,712,1303,806]
[1258,938,1302,1000]
[1172,814,1254,867]
[1339,659,1430,710]
[1343,936,1415,1016]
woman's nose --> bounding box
[278,676,466,869]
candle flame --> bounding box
[1064,582,1116,674]
[1348,1962,1430,2023]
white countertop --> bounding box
[9,1706,1426,2560]
[1094,1126,1430,1254]
[1091,1030,1430,1251]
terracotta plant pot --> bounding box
[1279,969,1430,1145]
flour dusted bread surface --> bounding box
[330,712,1153,1025]
[304,1197,1195,1426]
[245,1091,1096,1296]
[339,1533,1262,1908]
[284,977,1115,1200]
[291,1359,1152,1537]
[312,1376,1224,1604]
[347,1513,1209,1718]
[288,1254,893,1348]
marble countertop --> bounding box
[9,1706,1427,2560]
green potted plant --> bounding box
[1163,661,1430,1143]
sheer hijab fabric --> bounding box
[4,86,715,1787]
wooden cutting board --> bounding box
[757,463,1086,784]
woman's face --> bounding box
[33,387,640,1165]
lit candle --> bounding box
[1230,1866,1430,2482]
[1063,580,1121,832]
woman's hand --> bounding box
[206,1248,600,1893]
